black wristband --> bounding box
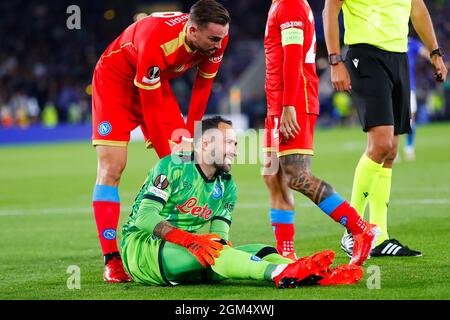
[430,48,444,59]
[328,53,343,65]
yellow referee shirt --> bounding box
[343,0,412,53]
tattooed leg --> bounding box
[279,154,370,236]
[279,154,335,205]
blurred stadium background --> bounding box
[1,0,450,141]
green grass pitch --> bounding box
[1,123,449,300]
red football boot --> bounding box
[103,256,132,283]
[318,264,364,286]
[350,224,381,266]
[282,252,298,261]
[274,250,335,288]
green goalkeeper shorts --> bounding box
[122,232,279,286]
[121,231,169,286]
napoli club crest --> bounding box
[98,121,112,136]
[212,184,222,199]
[102,228,116,240]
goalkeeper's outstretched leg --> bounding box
[122,234,363,287]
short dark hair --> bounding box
[194,116,233,143]
[189,0,230,28]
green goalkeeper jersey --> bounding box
[122,153,237,241]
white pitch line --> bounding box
[237,198,450,208]
[0,198,449,217]
[235,188,450,196]
[0,207,92,216]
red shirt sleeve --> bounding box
[138,88,171,158]
[277,2,306,111]
[134,45,172,158]
[186,36,229,135]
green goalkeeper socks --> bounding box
[261,253,293,264]
[211,246,280,282]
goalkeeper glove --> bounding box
[165,228,224,267]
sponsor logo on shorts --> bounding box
[98,121,112,136]
[102,228,116,240]
[212,184,222,199]
[250,255,262,262]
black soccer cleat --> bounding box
[370,239,422,257]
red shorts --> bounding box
[91,67,185,148]
[263,113,317,156]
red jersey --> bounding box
[95,12,228,157]
[264,0,319,116]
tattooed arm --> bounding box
[134,199,179,239]
[153,220,176,239]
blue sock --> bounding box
[270,209,295,225]
[270,209,295,254]
[406,123,416,148]
[92,185,120,256]
[318,193,345,216]
[93,185,120,202]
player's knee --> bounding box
[263,156,280,176]
[263,175,294,209]
[97,162,125,184]
[386,146,398,162]
[263,174,278,188]
[384,144,398,165]
[368,139,393,160]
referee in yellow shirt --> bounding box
[323,0,447,257]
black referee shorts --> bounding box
[345,44,411,135]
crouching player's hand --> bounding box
[165,229,224,267]
[280,106,300,140]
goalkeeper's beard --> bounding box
[213,154,233,173]
[214,162,231,173]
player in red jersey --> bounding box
[91,0,230,283]
[263,0,379,263]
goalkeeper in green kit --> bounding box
[121,116,363,288]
